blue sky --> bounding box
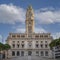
[0,0,60,43]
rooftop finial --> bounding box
[27,5,32,10]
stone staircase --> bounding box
[4,56,59,60]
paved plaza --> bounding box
[3,56,60,60]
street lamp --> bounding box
[53,47,56,60]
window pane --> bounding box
[12,51,15,56]
[12,44,15,48]
[17,44,20,48]
[21,51,24,56]
[36,44,39,48]
[41,51,44,56]
[45,44,48,48]
[17,51,20,56]
[36,51,39,56]
[21,44,24,48]
[41,41,43,43]
[45,51,48,56]
[40,44,43,48]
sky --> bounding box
[0,0,60,43]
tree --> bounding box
[0,42,5,59]
[0,43,11,59]
[0,42,4,51]
[49,38,60,49]
[4,44,11,58]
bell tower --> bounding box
[25,5,34,37]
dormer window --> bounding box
[45,35,48,37]
[12,35,16,38]
[35,35,39,38]
[40,35,43,37]
[21,35,25,38]
[17,35,20,38]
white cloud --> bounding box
[35,27,47,33]
[15,27,46,33]
[52,32,60,39]
[16,28,25,33]
[0,4,25,24]
[35,8,60,24]
[0,4,60,24]
[0,35,2,42]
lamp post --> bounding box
[1,35,4,60]
[54,47,55,60]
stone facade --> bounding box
[6,6,53,58]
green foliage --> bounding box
[0,42,4,51]
[4,44,11,50]
[49,38,60,49]
[0,42,11,51]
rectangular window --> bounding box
[45,35,48,37]
[28,42,32,48]
[21,35,25,38]
[41,51,44,56]
[35,35,39,38]
[17,35,20,38]
[12,44,15,48]
[36,51,39,56]
[17,41,19,43]
[36,41,38,43]
[13,41,15,43]
[45,51,48,56]
[45,41,47,43]
[12,51,15,56]
[40,35,43,37]
[17,51,20,56]
[41,41,43,43]
[21,51,24,56]
[29,45,31,47]
[40,44,43,48]
[12,35,16,38]
[36,44,39,48]
[22,41,24,43]
[21,44,24,48]
[45,44,48,48]
[17,44,20,48]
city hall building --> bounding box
[6,6,53,58]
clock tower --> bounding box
[26,5,34,37]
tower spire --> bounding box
[26,5,34,20]
[25,6,34,36]
[27,5,32,10]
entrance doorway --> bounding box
[28,51,32,56]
